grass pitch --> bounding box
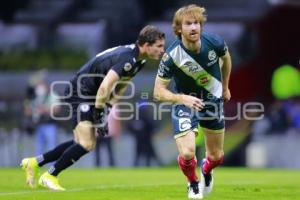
[0,167,299,200]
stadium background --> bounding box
[0,0,299,169]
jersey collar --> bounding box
[133,44,140,60]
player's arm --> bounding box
[95,69,120,109]
[153,76,204,111]
[154,77,179,103]
[108,79,131,105]
[94,69,120,136]
[154,53,204,110]
[220,51,232,102]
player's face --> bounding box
[180,15,201,43]
[146,39,165,60]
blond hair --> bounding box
[172,4,207,38]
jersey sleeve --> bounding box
[111,53,135,78]
[157,53,174,80]
[214,35,228,57]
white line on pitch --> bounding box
[0,183,180,196]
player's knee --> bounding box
[74,121,96,151]
[78,139,96,151]
[180,147,196,160]
[207,150,224,161]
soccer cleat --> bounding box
[200,159,213,195]
[20,157,40,188]
[38,172,66,191]
[187,181,203,199]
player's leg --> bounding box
[176,130,203,199]
[21,98,78,188]
[39,121,95,191]
[200,128,224,195]
[173,105,202,199]
[199,99,225,196]
[21,139,74,188]
[203,128,224,167]
[176,130,198,182]
[33,102,78,168]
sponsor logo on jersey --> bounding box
[189,65,202,73]
[200,76,209,85]
[80,104,90,112]
[159,62,170,71]
[178,109,190,117]
[182,61,202,73]
[179,118,192,132]
[196,71,211,86]
[158,62,170,77]
[124,62,132,71]
[182,61,193,68]
[208,50,217,61]
[157,69,164,77]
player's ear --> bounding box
[144,42,152,52]
[177,29,182,37]
[145,42,152,47]
[178,25,182,34]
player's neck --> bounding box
[182,37,201,53]
[137,45,147,61]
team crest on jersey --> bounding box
[124,62,132,71]
[208,50,217,61]
[80,104,90,112]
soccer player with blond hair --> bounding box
[154,4,232,199]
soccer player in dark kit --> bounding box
[21,25,165,191]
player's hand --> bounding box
[222,88,231,102]
[178,94,205,111]
[93,103,112,136]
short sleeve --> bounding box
[214,35,228,57]
[111,54,135,78]
[157,53,174,80]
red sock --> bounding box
[203,155,224,174]
[178,156,198,182]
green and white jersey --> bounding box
[157,32,228,101]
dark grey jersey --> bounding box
[70,44,146,96]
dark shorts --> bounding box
[64,84,95,130]
[171,98,225,138]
